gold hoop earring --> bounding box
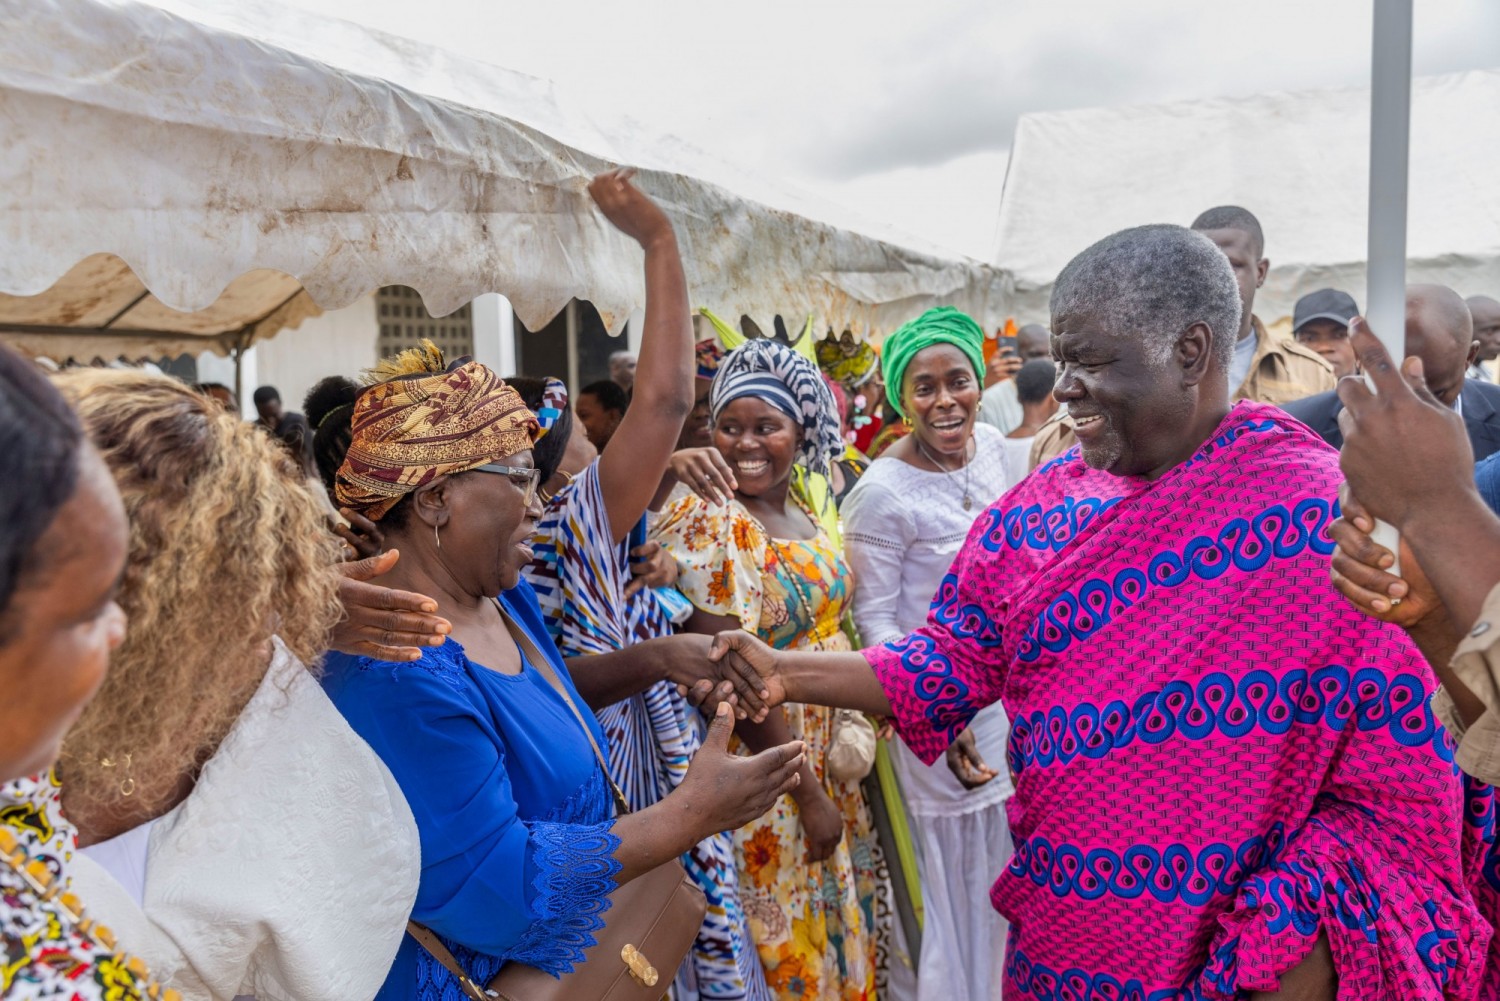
[100,753,136,797]
[434,523,441,550]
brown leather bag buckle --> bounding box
[620,944,658,988]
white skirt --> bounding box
[888,705,1013,1001]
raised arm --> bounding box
[588,170,695,543]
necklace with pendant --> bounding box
[916,434,975,510]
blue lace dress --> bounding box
[322,579,620,1000]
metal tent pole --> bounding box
[1367,0,1413,359]
[1362,0,1414,565]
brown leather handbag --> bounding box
[405,606,708,1001]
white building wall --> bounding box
[240,293,380,417]
[471,293,516,376]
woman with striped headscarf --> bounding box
[655,338,891,1001]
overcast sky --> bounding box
[283,0,1498,259]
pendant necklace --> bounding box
[915,435,975,511]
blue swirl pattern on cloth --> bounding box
[1005,666,1444,780]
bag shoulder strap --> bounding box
[406,602,630,992]
[494,601,631,816]
[405,921,494,1000]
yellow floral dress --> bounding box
[656,492,885,1001]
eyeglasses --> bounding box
[474,462,541,507]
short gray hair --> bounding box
[1049,224,1242,371]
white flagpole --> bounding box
[1367,0,1412,357]
[1363,0,1413,565]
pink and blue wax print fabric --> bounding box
[864,402,1500,1000]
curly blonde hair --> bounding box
[53,369,343,818]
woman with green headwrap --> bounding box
[840,306,1015,1001]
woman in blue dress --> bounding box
[321,171,807,1000]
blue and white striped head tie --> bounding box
[534,377,568,439]
[710,339,842,476]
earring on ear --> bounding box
[434,523,442,550]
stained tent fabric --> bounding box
[0,0,1006,359]
[994,69,1500,324]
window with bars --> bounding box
[376,286,474,359]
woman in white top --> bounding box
[841,308,1014,1001]
[51,369,421,1001]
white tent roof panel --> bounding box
[995,70,1500,324]
[0,0,1004,357]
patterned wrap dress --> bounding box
[0,773,158,1000]
[525,460,769,1001]
[656,491,889,1001]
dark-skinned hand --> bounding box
[945,727,999,789]
[1336,317,1475,530]
[670,447,738,506]
[650,634,743,712]
[588,168,675,251]
[625,539,677,597]
[675,703,805,834]
[330,550,451,661]
[1329,489,1443,627]
[334,507,386,561]
[706,629,784,721]
[985,347,1022,388]
[796,784,845,863]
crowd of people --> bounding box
[4,167,1500,1001]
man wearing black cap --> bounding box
[1291,288,1360,380]
[1283,283,1500,462]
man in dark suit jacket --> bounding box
[1282,284,1500,462]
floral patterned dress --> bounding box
[656,492,886,1001]
[0,772,171,1000]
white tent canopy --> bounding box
[994,69,1500,325]
[0,0,1004,360]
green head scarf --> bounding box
[881,306,986,418]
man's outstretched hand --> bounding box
[706,630,786,722]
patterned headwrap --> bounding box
[534,377,569,437]
[695,338,725,381]
[336,360,540,520]
[710,339,843,475]
[815,329,880,389]
[881,306,986,419]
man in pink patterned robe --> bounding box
[707,225,1499,1000]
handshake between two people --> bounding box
[682,630,1001,790]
